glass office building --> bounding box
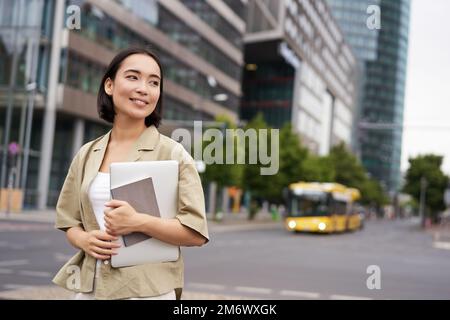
[327,0,411,192]
[242,0,358,155]
[0,0,246,208]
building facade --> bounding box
[241,0,358,156]
[0,0,246,208]
[326,0,411,192]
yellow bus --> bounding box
[285,182,362,233]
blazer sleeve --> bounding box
[55,151,83,232]
[173,144,209,243]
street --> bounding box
[0,217,449,299]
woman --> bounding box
[52,47,209,300]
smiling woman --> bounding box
[52,47,209,300]
[97,48,164,128]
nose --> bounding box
[135,80,148,96]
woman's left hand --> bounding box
[104,200,144,236]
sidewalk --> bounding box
[426,223,450,243]
[0,209,283,230]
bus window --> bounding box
[288,194,329,217]
[331,200,348,215]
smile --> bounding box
[130,98,148,106]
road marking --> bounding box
[0,268,13,274]
[235,286,272,295]
[211,223,281,233]
[280,290,320,299]
[0,259,29,267]
[433,241,450,250]
[18,270,52,278]
[330,294,373,300]
[3,284,33,290]
[189,282,226,291]
[54,253,73,262]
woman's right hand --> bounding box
[80,230,121,260]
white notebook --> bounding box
[109,160,179,267]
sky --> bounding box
[401,0,450,175]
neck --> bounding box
[111,116,147,143]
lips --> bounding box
[129,98,148,106]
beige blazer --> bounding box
[52,125,209,300]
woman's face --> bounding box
[104,53,161,124]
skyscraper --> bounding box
[326,0,411,192]
[241,0,358,155]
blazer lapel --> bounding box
[81,131,111,230]
[127,125,160,162]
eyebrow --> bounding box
[124,69,161,80]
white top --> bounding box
[88,172,111,271]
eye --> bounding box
[126,75,138,80]
[150,80,160,87]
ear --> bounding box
[104,77,113,96]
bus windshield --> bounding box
[288,193,330,217]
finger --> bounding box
[105,208,121,217]
[95,231,118,241]
[91,252,111,260]
[105,200,127,208]
[94,238,121,249]
[104,216,111,224]
[92,246,119,256]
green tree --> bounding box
[240,113,271,218]
[202,115,242,188]
[403,154,449,222]
[329,143,366,187]
[241,117,310,218]
[262,123,309,204]
[303,154,335,182]
[201,115,243,220]
[328,143,387,207]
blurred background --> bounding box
[0,0,449,300]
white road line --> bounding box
[235,286,272,295]
[433,241,450,250]
[18,270,52,278]
[188,282,226,291]
[330,294,373,300]
[280,290,320,299]
[54,253,73,262]
[3,284,33,290]
[0,259,29,267]
[0,268,14,274]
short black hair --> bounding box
[97,47,164,127]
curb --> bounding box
[0,211,282,230]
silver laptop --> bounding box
[110,160,179,267]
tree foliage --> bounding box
[202,115,243,188]
[403,154,449,220]
[328,143,387,206]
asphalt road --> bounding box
[0,218,449,299]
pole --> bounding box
[419,176,427,228]
[36,0,65,209]
[0,1,22,190]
